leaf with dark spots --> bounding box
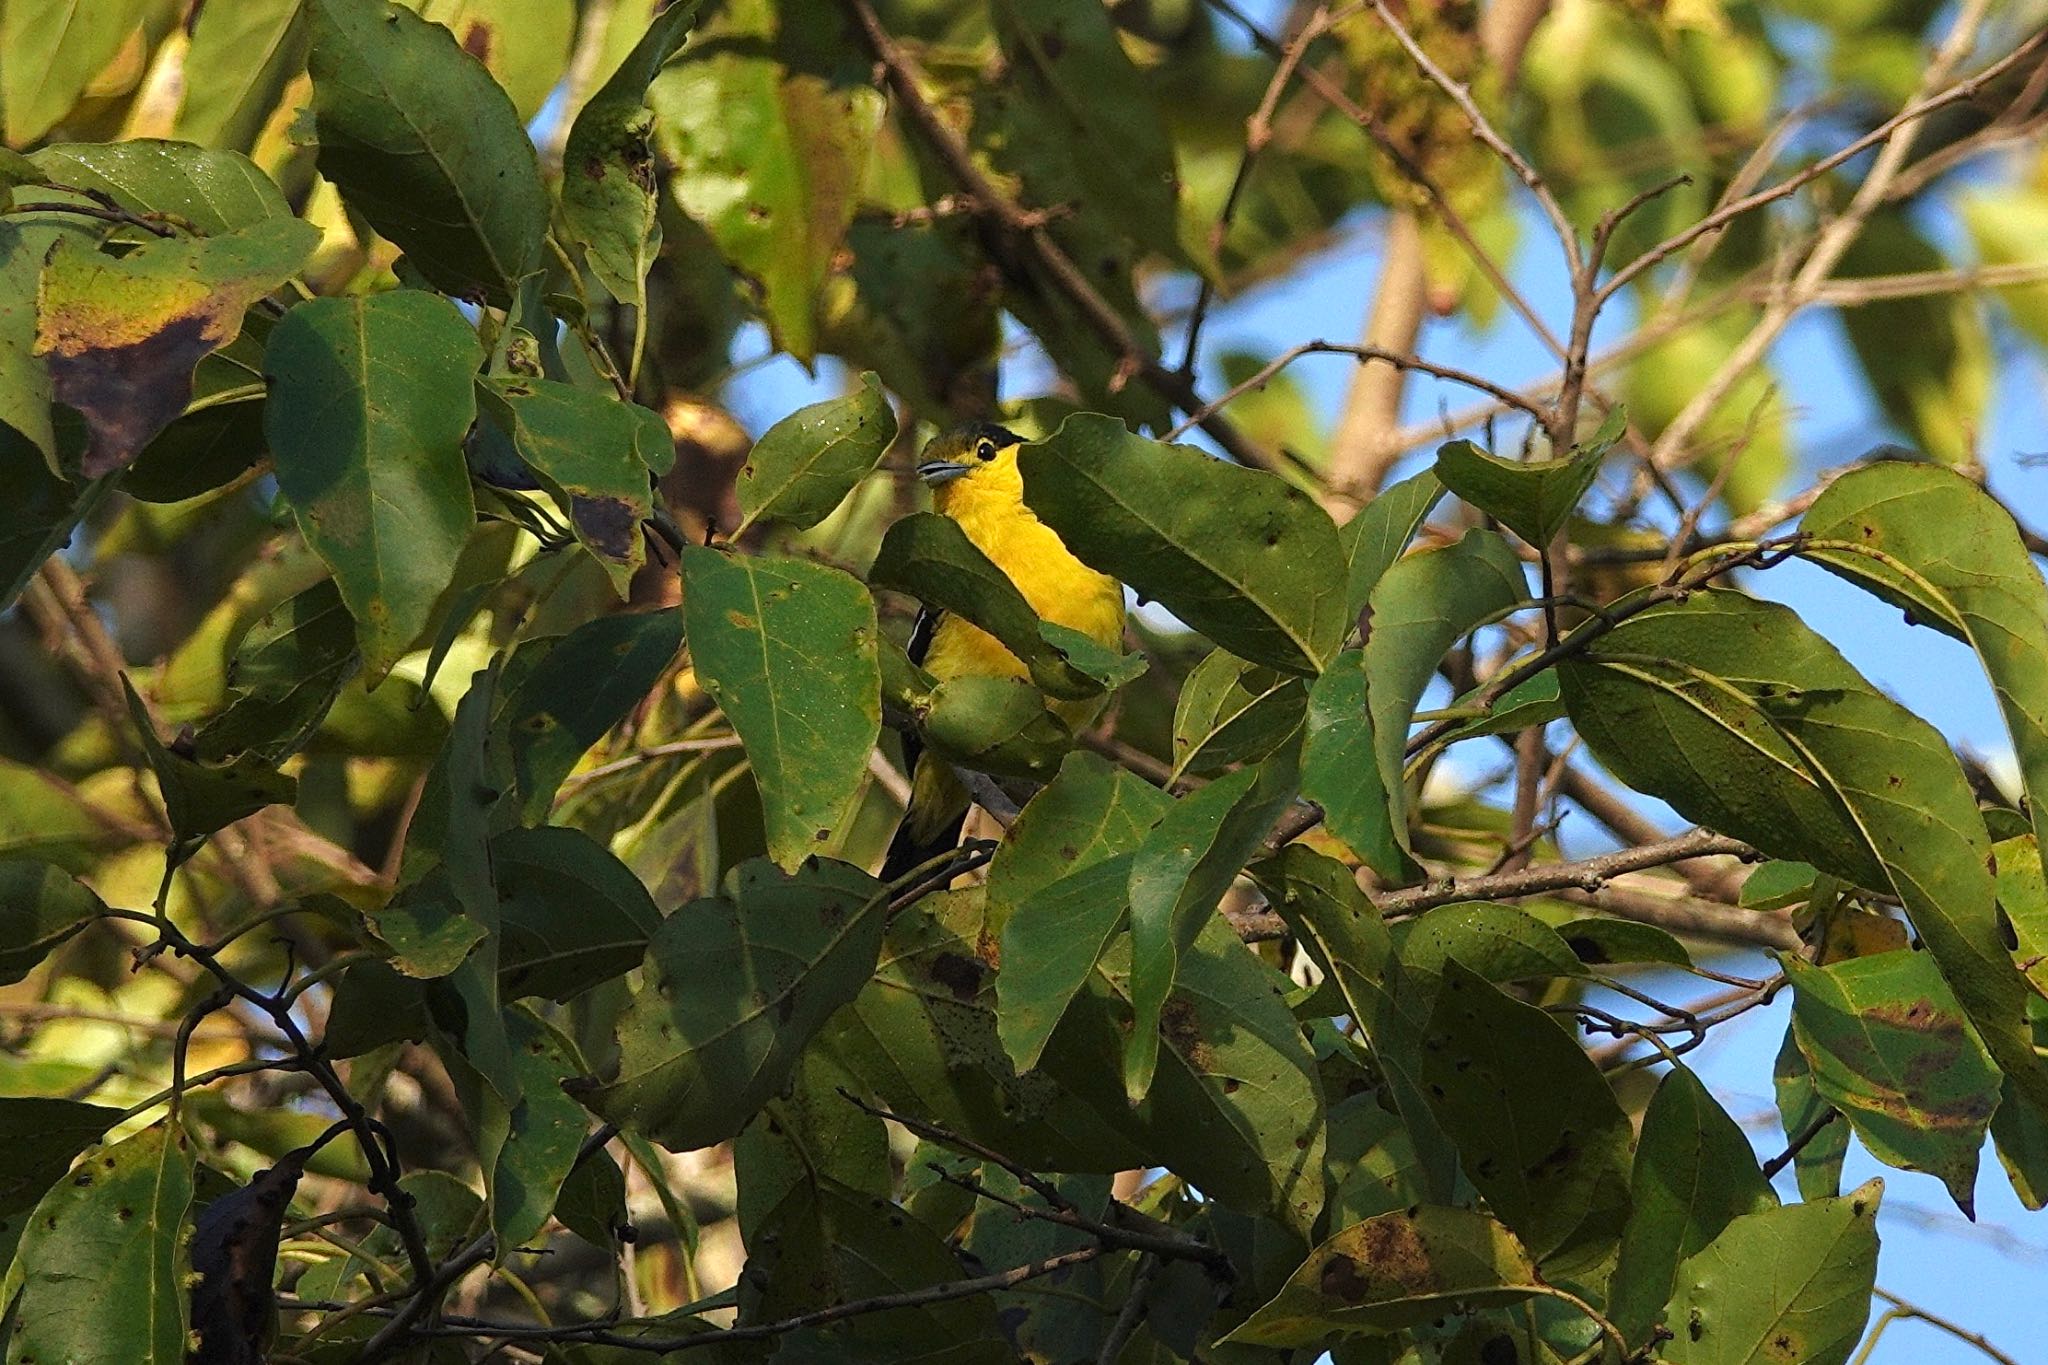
[1226,1205,1542,1345]
[1787,951,1999,1215]
[34,217,317,478]
[189,1150,307,1365]
[928,950,986,1002]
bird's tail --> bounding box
[879,750,971,884]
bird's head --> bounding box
[917,421,1026,514]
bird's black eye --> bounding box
[975,438,997,461]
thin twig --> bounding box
[1853,1289,2023,1365]
[1762,1107,1841,1178]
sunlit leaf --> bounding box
[0,0,155,145]
[1022,414,1346,674]
[734,372,897,535]
[679,546,880,870]
[264,290,482,679]
[1433,408,1625,548]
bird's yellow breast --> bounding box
[923,464,1125,699]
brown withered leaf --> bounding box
[34,216,316,478]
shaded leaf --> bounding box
[871,511,1138,702]
[0,1098,121,1271]
[1555,916,1693,969]
[679,547,880,870]
[917,673,1069,780]
[6,1121,195,1365]
[574,858,888,1150]
[1561,591,2048,1124]
[1392,902,1586,987]
[494,824,664,1001]
[307,0,551,301]
[476,379,669,592]
[479,1007,591,1254]
[1226,1206,1542,1346]
[1420,961,1632,1276]
[501,607,683,818]
[0,858,107,987]
[996,851,1134,1072]
[1021,413,1346,674]
[264,290,482,679]
[188,1151,306,1365]
[124,676,296,847]
[1304,530,1526,881]
[1786,950,1999,1215]
[35,218,316,478]
[1433,409,1625,548]
[735,370,897,533]
[1774,1024,1849,1203]
[1660,1180,1882,1365]
[196,578,362,766]
[1608,1064,1778,1343]
[1125,746,1297,1099]
[1170,648,1306,780]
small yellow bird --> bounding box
[880,422,1126,881]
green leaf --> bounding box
[368,861,490,977]
[1225,1206,1543,1346]
[733,1047,889,1240]
[1431,668,1566,745]
[561,0,702,311]
[1555,916,1694,969]
[995,851,1134,1072]
[1433,408,1625,547]
[1421,961,1632,1276]
[735,371,898,534]
[1608,1064,1779,1343]
[494,824,664,1001]
[0,0,154,145]
[574,857,888,1150]
[917,674,1069,780]
[174,0,308,152]
[553,1145,628,1251]
[1020,413,1347,674]
[502,608,683,818]
[821,885,1149,1174]
[1996,834,2048,999]
[679,547,880,870]
[29,141,299,235]
[6,1121,195,1365]
[1774,1024,1849,1203]
[1125,746,1297,1099]
[1170,648,1306,780]
[1562,591,2048,1124]
[476,379,668,592]
[478,1007,592,1254]
[123,677,297,847]
[1304,530,1527,881]
[307,0,551,301]
[36,219,317,478]
[1801,461,2048,858]
[1659,1180,1882,1365]
[0,859,107,987]
[0,1098,121,1271]
[1786,950,1999,1215]
[264,290,482,680]
[1337,467,1444,617]
[196,578,362,766]
[647,0,882,359]
[1392,902,1586,987]
[1962,185,2048,349]
[870,511,1137,701]
[1092,916,1328,1235]
[1246,842,1453,1203]
[986,748,1170,927]
[0,213,91,468]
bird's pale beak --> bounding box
[918,460,972,485]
